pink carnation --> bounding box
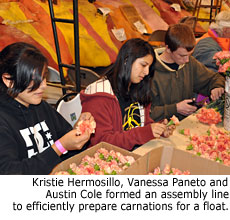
[218,60,230,72]
[163,164,171,174]
[153,167,161,175]
[167,115,180,126]
[150,164,190,175]
[213,51,230,75]
[213,51,230,60]
[171,115,180,125]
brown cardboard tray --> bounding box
[50,142,141,175]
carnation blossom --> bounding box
[149,164,190,175]
[75,119,96,135]
[213,51,230,76]
[167,115,180,126]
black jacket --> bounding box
[0,94,73,175]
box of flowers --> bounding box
[145,145,230,175]
[50,142,141,175]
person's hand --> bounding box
[78,112,94,121]
[163,124,176,137]
[176,99,197,116]
[160,119,175,138]
[161,118,168,125]
[150,122,167,138]
[210,88,224,101]
[54,129,91,155]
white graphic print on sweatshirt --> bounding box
[19,120,54,158]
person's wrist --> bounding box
[55,140,68,154]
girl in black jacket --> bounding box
[0,42,94,174]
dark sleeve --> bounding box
[150,84,178,121]
[0,102,73,175]
[193,37,222,72]
[0,124,62,175]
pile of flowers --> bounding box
[196,107,222,124]
[213,51,230,76]
[55,148,136,175]
[205,94,225,119]
[148,164,190,175]
[186,125,230,166]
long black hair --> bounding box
[0,42,47,97]
[105,38,155,107]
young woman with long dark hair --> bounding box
[81,38,174,151]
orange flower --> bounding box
[167,115,180,126]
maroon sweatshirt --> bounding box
[80,79,155,151]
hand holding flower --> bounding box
[163,125,176,138]
[210,87,225,101]
[150,122,166,138]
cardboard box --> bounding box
[126,146,230,175]
[50,142,141,175]
[51,143,230,175]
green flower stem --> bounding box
[167,120,174,126]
